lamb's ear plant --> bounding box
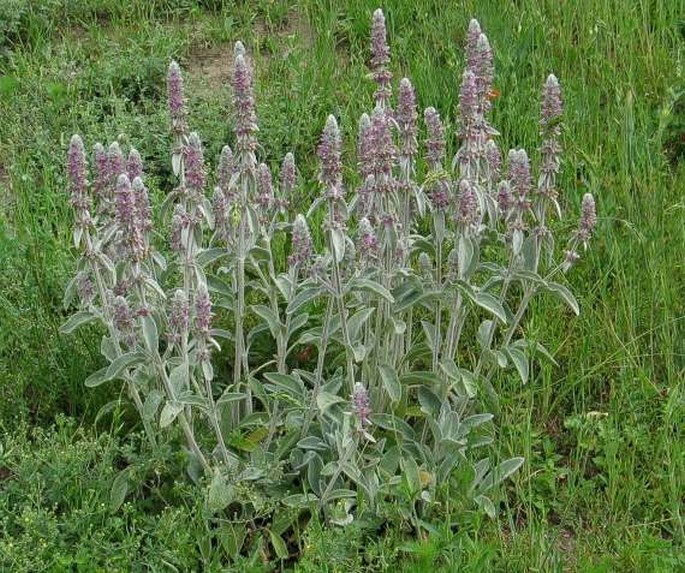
[61,7,596,554]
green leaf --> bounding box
[196,247,227,266]
[216,391,248,407]
[59,310,97,334]
[473,291,507,323]
[417,386,441,417]
[105,352,144,382]
[159,401,184,428]
[546,282,580,315]
[401,456,422,495]
[252,304,282,338]
[207,470,235,512]
[287,286,324,315]
[168,364,187,395]
[142,390,163,422]
[421,320,437,352]
[349,278,395,303]
[480,457,525,491]
[369,413,416,440]
[100,336,118,362]
[348,308,375,341]
[400,371,442,387]
[474,494,497,519]
[297,436,329,452]
[110,470,130,513]
[506,346,529,384]
[316,391,345,413]
[141,315,159,354]
[269,530,289,560]
[330,227,346,262]
[84,366,109,388]
[378,363,402,403]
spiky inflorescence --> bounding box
[576,193,596,244]
[185,132,206,193]
[170,204,188,254]
[485,139,501,182]
[92,143,110,207]
[132,177,153,232]
[456,178,479,229]
[67,135,91,221]
[473,33,494,109]
[108,142,126,188]
[508,148,532,201]
[127,149,144,181]
[351,382,371,428]
[76,271,95,306]
[357,113,374,180]
[367,107,397,190]
[232,44,258,155]
[458,70,478,136]
[167,61,187,136]
[370,8,392,108]
[194,283,213,340]
[288,214,313,268]
[397,78,418,159]
[256,163,274,212]
[465,19,482,71]
[318,115,343,198]
[168,289,189,345]
[424,107,446,167]
[216,145,235,193]
[541,74,563,133]
[539,74,563,201]
[357,216,379,265]
[115,174,146,262]
[280,152,296,197]
[497,180,514,215]
[112,295,136,347]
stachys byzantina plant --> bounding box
[61,8,596,542]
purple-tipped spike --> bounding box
[185,132,206,192]
[167,61,187,135]
[318,115,343,193]
[424,107,446,166]
[398,78,418,158]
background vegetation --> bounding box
[0,0,683,570]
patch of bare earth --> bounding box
[186,9,312,95]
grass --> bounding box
[1,0,684,570]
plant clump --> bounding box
[61,8,596,562]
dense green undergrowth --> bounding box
[1,1,684,571]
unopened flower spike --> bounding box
[167,61,187,135]
[127,148,144,181]
[319,115,343,195]
[424,107,446,166]
[185,132,206,193]
[289,214,313,268]
[370,8,392,108]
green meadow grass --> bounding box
[0,0,683,570]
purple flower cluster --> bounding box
[288,214,313,268]
[194,283,213,339]
[397,78,418,159]
[127,149,144,181]
[168,289,189,345]
[318,115,344,198]
[67,135,92,232]
[370,8,392,108]
[185,132,206,194]
[167,61,187,136]
[351,382,371,428]
[256,163,275,212]
[115,174,146,262]
[232,44,258,154]
[112,295,136,347]
[424,107,446,167]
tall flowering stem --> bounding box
[66,135,157,448]
[230,42,259,419]
[319,115,355,393]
